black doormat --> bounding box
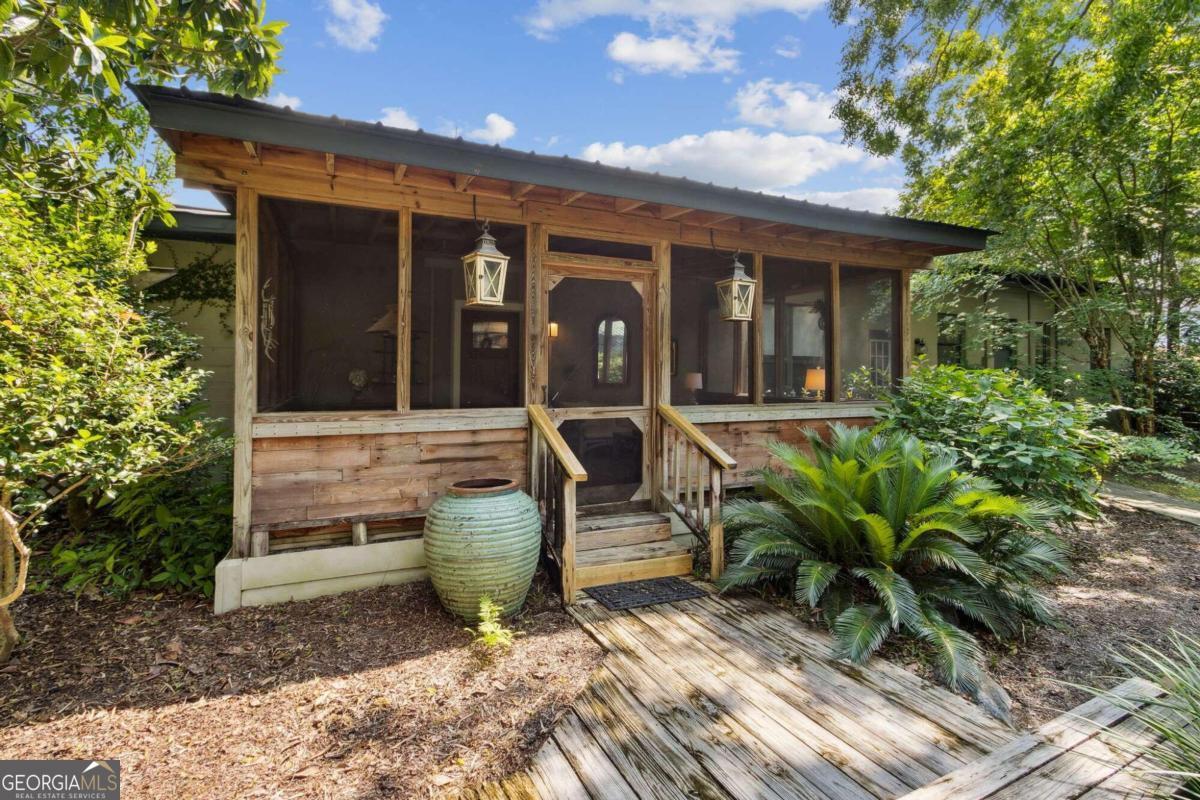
[583,576,708,611]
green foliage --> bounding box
[0,189,213,523]
[1111,435,1196,475]
[719,423,1065,691]
[1,0,284,199]
[145,245,235,331]
[466,597,521,653]
[1088,632,1200,798]
[831,0,1200,434]
[878,363,1112,518]
[1152,349,1200,438]
[49,442,232,597]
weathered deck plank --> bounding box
[460,587,1171,800]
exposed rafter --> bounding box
[742,219,782,234]
[658,205,693,220]
[454,173,476,192]
[392,163,408,184]
[242,141,261,165]
[511,182,535,201]
[615,198,647,214]
[324,153,336,176]
[561,189,588,206]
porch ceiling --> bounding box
[134,84,994,259]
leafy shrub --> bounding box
[719,424,1065,691]
[466,597,521,653]
[49,442,232,598]
[878,363,1111,518]
[1153,349,1200,436]
[1088,633,1200,799]
[1110,435,1196,475]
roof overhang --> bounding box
[134,84,994,254]
[146,207,235,244]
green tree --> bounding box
[831,0,1200,433]
[2,0,284,199]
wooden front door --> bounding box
[545,269,653,506]
[459,309,520,408]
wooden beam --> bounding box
[615,198,647,214]
[454,173,476,192]
[752,252,764,404]
[901,269,913,377]
[653,239,671,514]
[232,187,258,559]
[742,219,781,234]
[397,208,412,411]
[527,222,546,406]
[242,141,261,165]
[392,163,407,184]
[324,152,336,176]
[561,189,588,206]
[658,205,693,221]
[830,261,842,401]
[511,182,536,200]
[703,212,738,226]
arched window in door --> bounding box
[595,317,628,385]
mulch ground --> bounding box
[0,575,603,799]
[984,505,1200,729]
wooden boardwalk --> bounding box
[457,588,1174,799]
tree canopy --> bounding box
[833,0,1200,429]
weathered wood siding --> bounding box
[250,428,527,527]
[697,417,873,487]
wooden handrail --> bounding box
[657,404,737,470]
[528,404,588,481]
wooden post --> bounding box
[351,521,368,546]
[652,239,671,512]
[561,477,577,605]
[527,223,546,406]
[250,528,269,557]
[829,261,841,401]
[232,186,258,559]
[752,252,764,404]
[709,464,724,580]
[900,268,913,377]
[397,208,413,410]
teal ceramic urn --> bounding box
[423,478,542,621]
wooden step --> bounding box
[577,499,653,519]
[576,512,672,551]
[575,540,693,589]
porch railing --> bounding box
[657,403,737,580]
[528,404,588,603]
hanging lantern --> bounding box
[462,223,509,307]
[716,253,756,322]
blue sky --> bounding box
[173,0,905,213]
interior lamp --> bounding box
[804,367,827,399]
[684,372,704,404]
[462,222,509,307]
[547,321,560,338]
[716,252,756,322]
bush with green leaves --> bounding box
[719,423,1065,691]
[1110,435,1196,475]
[878,363,1112,518]
[49,442,232,598]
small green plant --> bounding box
[720,423,1065,691]
[1086,633,1200,799]
[878,363,1112,518]
[1110,435,1197,475]
[466,597,521,652]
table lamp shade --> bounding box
[804,367,827,392]
[684,372,704,391]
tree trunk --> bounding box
[0,507,29,665]
[0,607,16,664]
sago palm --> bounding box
[719,423,1064,691]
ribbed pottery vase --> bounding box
[423,478,541,621]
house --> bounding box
[133,85,991,613]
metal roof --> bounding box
[133,83,993,252]
[146,206,235,243]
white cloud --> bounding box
[797,187,901,214]
[774,34,802,58]
[325,0,387,52]
[581,128,866,193]
[524,0,822,39]
[378,107,419,130]
[606,31,739,75]
[265,92,302,109]
[467,113,517,145]
[733,79,840,134]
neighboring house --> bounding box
[133,84,991,613]
[144,207,237,422]
[911,278,1125,373]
